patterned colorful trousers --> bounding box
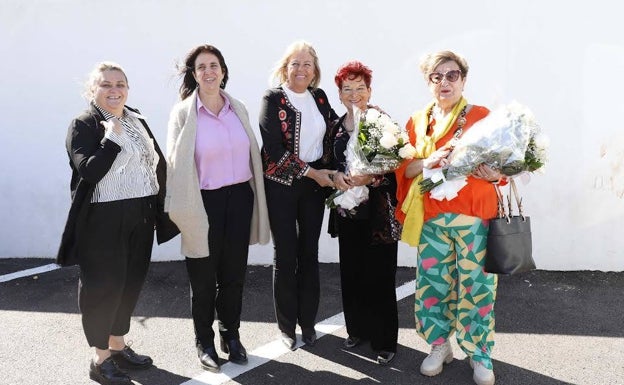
[415,213,498,369]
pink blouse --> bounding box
[195,94,252,190]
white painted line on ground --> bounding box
[1,262,416,384]
[0,263,60,283]
[396,279,416,301]
[181,278,416,385]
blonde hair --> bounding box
[83,61,128,101]
[419,50,469,81]
[269,40,321,89]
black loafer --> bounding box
[281,332,296,350]
[377,351,395,366]
[197,345,220,372]
[220,338,248,365]
[110,346,153,370]
[89,357,132,385]
[343,336,361,349]
[302,328,317,346]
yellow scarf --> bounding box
[400,97,467,246]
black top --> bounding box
[328,114,401,244]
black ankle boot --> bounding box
[220,337,248,364]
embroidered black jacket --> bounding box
[259,86,338,186]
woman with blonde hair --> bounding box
[259,40,338,350]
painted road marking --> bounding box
[0,263,60,283]
[1,263,416,385]
[180,279,416,385]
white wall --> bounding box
[1,0,622,270]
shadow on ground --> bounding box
[1,259,622,338]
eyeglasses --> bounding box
[428,70,462,84]
[341,86,368,95]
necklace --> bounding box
[427,104,467,138]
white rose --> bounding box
[381,121,400,136]
[398,143,417,159]
[379,132,399,149]
[365,108,381,121]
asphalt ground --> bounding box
[0,258,623,385]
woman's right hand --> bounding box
[306,167,336,188]
[101,117,123,135]
[422,147,451,169]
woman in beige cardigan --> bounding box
[165,44,270,373]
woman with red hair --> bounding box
[328,60,400,365]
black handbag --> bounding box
[485,178,536,274]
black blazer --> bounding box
[259,86,338,186]
[56,104,178,266]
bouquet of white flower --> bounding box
[346,108,416,176]
[327,107,416,210]
[419,101,549,200]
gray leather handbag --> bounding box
[485,178,536,274]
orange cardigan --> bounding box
[395,105,501,223]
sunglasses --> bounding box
[428,70,462,84]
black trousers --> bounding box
[186,182,253,348]
[265,177,326,336]
[338,215,398,352]
[78,196,156,350]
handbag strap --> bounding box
[493,178,525,221]
[508,179,525,220]
[493,183,506,219]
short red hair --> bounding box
[334,60,372,89]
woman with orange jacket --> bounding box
[395,50,504,385]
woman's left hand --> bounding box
[473,164,504,182]
[349,174,374,187]
[333,172,351,191]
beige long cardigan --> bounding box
[165,89,270,258]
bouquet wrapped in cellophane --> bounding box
[419,101,549,200]
[327,107,416,211]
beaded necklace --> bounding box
[426,104,467,139]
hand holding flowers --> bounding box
[419,101,549,200]
[326,107,416,211]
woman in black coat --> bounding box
[57,62,178,385]
[328,61,401,365]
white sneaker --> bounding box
[471,359,495,385]
[420,341,453,376]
